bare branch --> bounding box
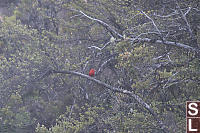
[72,9,200,53]
[40,69,169,133]
[78,10,123,39]
[184,7,192,16]
[163,71,179,89]
[97,57,113,74]
[134,32,160,39]
[133,37,199,52]
[140,10,162,36]
[153,11,179,18]
[176,1,193,38]
[88,41,111,51]
[88,46,102,51]
[192,8,200,12]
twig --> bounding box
[88,41,111,51]
[154,11,179,18]
[176,1,193,38]
[140,10,162,36]
[76,10,123,38]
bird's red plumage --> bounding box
[89,69,95,77]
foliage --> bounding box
[0,0,199,132]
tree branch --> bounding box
[75,10,200,53]
[133,37,200,53]
[140,10,162,36]
[78,10,123,39]
[39,69,170,133]
[176,1,193,38]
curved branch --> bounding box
[132,37,200,53]
[76,10,199,53]
[78,10,123,39]
[40,69,170,133]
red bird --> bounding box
[89,69,95,77]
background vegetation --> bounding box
[0,0,199,132]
